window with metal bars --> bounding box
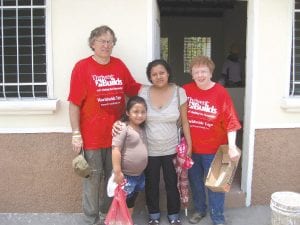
[184,37,211,73]
[0,0,48,99]
[160,37,168,62]
[291,0,300,96]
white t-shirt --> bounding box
[139,84,187,156]
[221,59,242,83]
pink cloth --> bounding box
[173,137,193,208]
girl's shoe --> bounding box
[148,219,160,225]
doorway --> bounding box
[157,0,247,202]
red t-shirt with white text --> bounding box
[183,82,241,154]
[68,56,141,149]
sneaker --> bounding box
[188,212,206,224]
[148,219,160,225]
[169,219,182,225]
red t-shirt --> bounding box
[68,56,141,149]
[183,82,241,154]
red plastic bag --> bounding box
[104,185,133,225]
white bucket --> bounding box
[270,191,300,225]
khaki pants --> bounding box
[82,148,112,225]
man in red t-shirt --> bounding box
[68,25,141,225]
[183,56,241,225]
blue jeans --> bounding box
[188,153,225,225]
[124,174,145,198]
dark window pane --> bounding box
[34,55,46,64]
[4,73,18,83]
[34,73,46,82]
[3,0,16,6]
[33,0,45,6]
[19,55,32,65]
[19,46,32,55]
[33,45,46,54]
[20,85,33,97]
[0,86,3,98]
[4,64,17,74]
[19,65,32,73]
[4,55,17,64]
[294,84,300,95]
[34,85,47,97]
[19,73,33,83]
[296,0,300,10]
[34,64,46,73]
[19,0,31,6]
[5,85,18,97]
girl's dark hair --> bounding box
[146,59,172,83]
[121,96,147,127]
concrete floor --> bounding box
[0,205,271,225]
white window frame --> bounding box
[281,0,300,112]
[0,0,58,115]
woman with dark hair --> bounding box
[140,59,192,225]
[113,59,192,224]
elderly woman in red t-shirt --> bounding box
[183,56,241,225]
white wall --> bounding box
[253,0,300,128]
[0,0,150,132]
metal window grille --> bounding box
[160,37,168,62]
[291,0,300,96]
[0,0,47,99]
[184,37,211,73]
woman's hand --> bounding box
[228,145,240,161]
[112,120,123,136]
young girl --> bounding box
[113,59,192,225]
[111,96,148,216]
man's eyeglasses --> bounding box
[95,39,114,46]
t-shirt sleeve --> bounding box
[222,91,242,132]
[111,123,127,150]
[120,60,141,97]
[68,62,87,106]
[179,86,187,106]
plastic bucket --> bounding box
[270,191,300,225]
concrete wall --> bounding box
[252,128,300,204]
[0,133,81,212]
